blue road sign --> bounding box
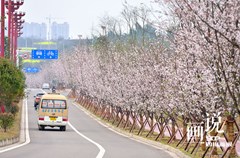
[45,50,58,59]
[32,50,45,59]
[31,49,58,60]
[24,67,40,73]
[32,67,39,73]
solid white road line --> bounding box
[0,98,30,153]
[25,98,30,144]
[68,122,105,158]
[40,89,105,158]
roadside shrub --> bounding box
[0,113,15,132]
[8,105,19,116]
[0,58,25,110]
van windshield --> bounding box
[41,99,67,109]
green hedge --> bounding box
[0,58,25,110]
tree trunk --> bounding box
[125,111,130,128]
[140,113,144,128]
[160,114,165,138]
[171,119,176,141]
[150,112,154,129]
[106,106,110,120]
[201,124,206,152]
[226,116,237,157]
[116,107,122,122]
[210,130,218,156]
[182,119,189,145]
[72,87,76,98]
[201,133,206,152]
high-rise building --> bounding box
[51,22,69,40]
[22,22,47,40]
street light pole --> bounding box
[7,0,12,59]
[5,0,24,61]
[1,0,5,57]
[13,11,25,63]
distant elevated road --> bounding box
[0,89,175,158]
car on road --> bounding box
[34,92,46,110]
[37,93,68,131]
[42,83,50,90]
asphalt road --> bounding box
[0,89,175,158]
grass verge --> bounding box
[0,100,22,141]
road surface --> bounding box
[0,89,175,158]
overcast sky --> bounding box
[20,0,155,39]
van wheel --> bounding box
[38,125,45,130]
[60,126,66,131]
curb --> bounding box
[73,102,191,158]
[0,137,19,147]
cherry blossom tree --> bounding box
[154,0,240,155]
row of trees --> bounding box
[27,0,240,121]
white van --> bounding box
[38,93,68,131]
[42,83,50,90]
